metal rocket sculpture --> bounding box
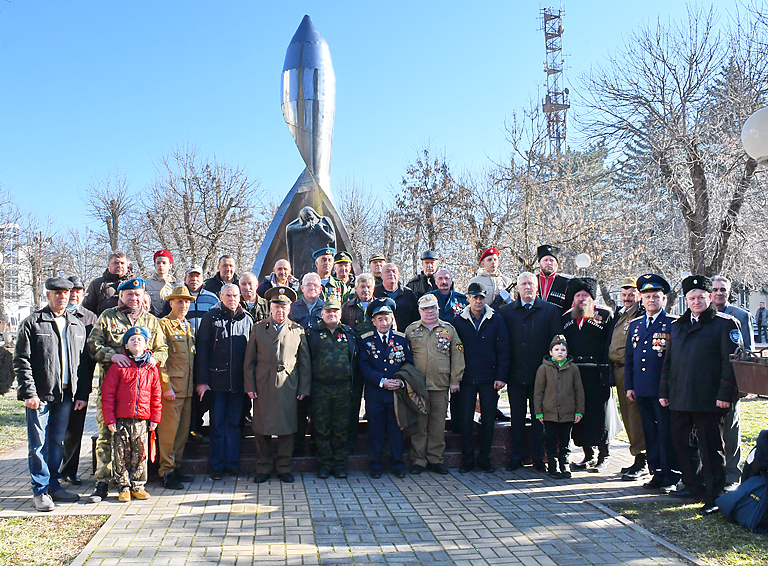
[253,15,359,281]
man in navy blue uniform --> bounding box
[625,274,681,492]
[427,268,468,323]
[659,275,741,515]
[358,298,414,479]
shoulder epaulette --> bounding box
[559,273,573,280]
[629,315,644,323]
[666,314,679,321]
[360,331,375,339]
[392,330,406,338]
[715,311,739,322]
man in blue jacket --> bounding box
[625,274,680,492]
[358,297,414,479]
[452,282,510,473]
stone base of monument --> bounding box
[155,420,530,475]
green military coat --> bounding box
[243,317,311,436]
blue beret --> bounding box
[117,278,147,291]
[122,326,150,345]
[366,297,396,319]
[313,247,336,260]
[637,274,670,294]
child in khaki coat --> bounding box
[534,335,585,479]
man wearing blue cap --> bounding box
[86,277,168,503]
[311,247,348,304]
[358,297,414,478]
[16,277,89,511]
[625,274,680,492]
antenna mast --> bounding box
[541,7,569,155]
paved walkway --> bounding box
[0,407,696,566]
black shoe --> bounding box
[410,465,425,475]
[87,482,108,503]
[278,473,295,483]
[643,476,665,490]
[370,470,383,479]
[426,463,449,475]
[332,468,347,479]
[459,462,474,474]
[253,473,270,483]
[61,474,81,486]
[700,502,719,515]
[572,454,597,470]
[393,469,407,478]
[590,457,609,472]
[670,487,703,500]
[51,488,80,502]
[189,431,206,443]
[548,468,563,479]
[532,460,546,472]
[162,472,184,490]
[559,460,572,479]
[210,470,224,481]
[172,470,194,483]
[622,467,649,481]
[477,462,494,473]
[317,467,331,479]
[621,454,648,480]
[495,409,510,422]
[506,459,522,471]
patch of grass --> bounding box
[0,391,26,453]
[0,515,107,566]
[611,500,768,566]
[740,395,767,457]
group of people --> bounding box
[15,244,748,516]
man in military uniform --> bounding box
[358,297,414,478]
[157,286,196,490]
[374,263,419,331]
[660,275,741,514]
[427,268,468,323]
[312,247,348,303]
[405,294,465,474]
[368,254,386,287]
[536,245,571,313]
[306,299,358,479]
[625,274,680,492]
[244,286,311,484]
[332,251,356,299]
[608,277,647,481]
[86,278,168,503]
[406,251,439,298]
[562,277,613,471]
[341,273,376,452]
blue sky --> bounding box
[0,1,720,231]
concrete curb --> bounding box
[587,500,707,566]
[69,511,122,566]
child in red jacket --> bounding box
[101,326,162,502]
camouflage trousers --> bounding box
[111,418,148,490]
[312,383,351,470]
[95,390,113,481]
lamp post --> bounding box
[574,253,591,277]
[742,107,768,164]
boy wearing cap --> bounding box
[146,250,176,316]
[87,278,168,503]
[157,286,196,489]
[626,274,680,492]
[306,299,358,478]
[405,294,465,474]
[16,277,89,511]
[534,335,584,479]
[101,326,162,502]
[358,297,414,478]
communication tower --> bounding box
[541,7,569,155]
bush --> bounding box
[0,347,14,395]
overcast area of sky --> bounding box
[0,1,722,233]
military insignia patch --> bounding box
[730,329,742,345]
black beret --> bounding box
[45,277,74,291]
[682,274,712,295]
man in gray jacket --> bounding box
[15,277,88,511]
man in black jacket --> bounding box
[202,255,239,296]
[452,282,510,473]
[15,277,89,511]
[499,272,562,472]
[660,275,741,515]
[81,251,131,316]
[406,251,439,298]
[374,263,419,332]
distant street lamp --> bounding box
[574,253,591,276]
[742,107,768,165]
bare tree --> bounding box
[579,5,768,278]
[0,184,21,324]
[83,169,134,252]
[17,215,63,310]
[336,176,384,268]
[59,227,110,285]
